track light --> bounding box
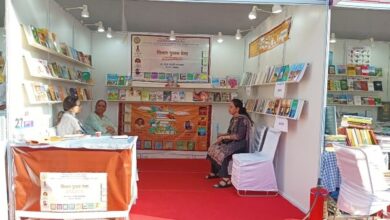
[169,30,176,41]
[248,6,257,20]
[249,4,282,20]
[235,29,242,40]
[106,27,112,38]
[66,4,90,18]
[97,21,105,32]
[330,33,336,44]
[217,32,223,43]
[272,4,282,14]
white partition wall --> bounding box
[243,5,329,211]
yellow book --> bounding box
[346,128,356,147]
[355,129,363,146]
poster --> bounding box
[40,172,107,212]
[346,46,370,65]
[249,18,292,58]
[129,104,211,151]
[131,34,210,83]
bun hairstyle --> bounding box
[63,96,79,111]
[231,98,254,125]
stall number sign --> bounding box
[274,82,287,98]
[40,172,107,212]
[274,117,288,132]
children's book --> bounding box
[213,92,221,102]
[288,99,299,118]
[336,65,346,75]
[227,76,240,88]
[187,73,194,81]
[149,92,157,102]
[172,91,180,102]
[281,65,290,81]
[119,89,126,100]
[211,77,220,88]
[106,73,118,86]
[141,90,150,101]
[118,75,126,86]
[221,92,231,102]
[107,88,119,100]
[179,91,186,101]
[328,65,336,75]
[163,91,172,102]
[156,91,164,102]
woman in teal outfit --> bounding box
[84,99,116,135]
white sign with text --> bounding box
[274,117,288,132]
[274,82,287,98]
[40,172,107,212]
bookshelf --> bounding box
[105,84,237,91]
[327,90,382,93]
[328,104,383,107]
[107,100,230,105]
[22,24,94,69]
[30,75,94,86]
[248,111,301,120]
[328,74,383,80]
[29,100,95,105]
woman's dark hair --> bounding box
[63,96,79,111]
[231,98,254,125]
[95,99,107,108]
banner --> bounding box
[40,172,107,212]
[131,34,210,83]
[129,104,211,151]
[249,18,292,58]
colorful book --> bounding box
[328,65,336,75]
[107,88,119,100]
[163,91,172,101]
[106,74,118,86]
[141,91,150,101]
[373,81,383,91]
[118,75,126,86]
[336,65,346,75]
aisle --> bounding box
[130,159,305,220]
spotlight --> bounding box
[217,32,223,43]
[248,6,257,20]
[97,21,105,32]
[249,4,282,20]
[330,33,336,44]
[66,4,90,18]
[272,4,282,14]
[106,27,112,38]
[235,29,242,40]
[169,30,176,41]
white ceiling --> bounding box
[331,7,390,41]
[54,0,270,36]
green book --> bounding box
[340,79,348,91]
[118,75,126,86]
[289,99,299,118]
[282,65,290,81]
[176,141,187,150]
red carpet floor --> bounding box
[130,159,305,220]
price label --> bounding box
[274,82,287,98]
[274,117,288,132]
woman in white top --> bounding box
[56,96,85,136]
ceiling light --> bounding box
[272,4,282,14]
[66,4,90,18]
[217,32,223,43]
[235,29,242,40]
[330,33,336,44]
[106,27,112,38]
[169,30,176,41]
[97,21,105,32]
[248,6,257,20]
[81,5,89,18]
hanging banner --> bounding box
[249,17,292,58]
[131,34,210,83]
[129,104,211,151]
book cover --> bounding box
[368,82,374,91]
[171,91,180,102]
[353,96,362,105]
[221,92,230,102]
[179,91,185,101]
[292,63,307,82]
[156,91,164,102]
[37,28,49,47]
[288,99,299,118]
[374,98,382,105]
[375,68,383,76]
[281,65,290,81]
[69,87,78,98]
[367,97,375,106]
[328,65,336,75]
[194,73,201,81]
[200,73,208,81]
[211,77,220,87]
[353,81,362,91]
[347,94,354,105]
[219,78,227,87]
[144,140,152,149]
[340,79,348,91]
[360,81,368,91]
[187,141,195,151]
[334,81,341,91]
[119,89,126,100]
[180,73,187,81]
[144,72,151,79]
[106,73,119,86]
[271,67,279,83]
[276,66,285,82]
[118,75,126,86]
[368,66,376,76]
[47,85,56,101]
[213,92,221,102]
[347,79,354,90]
[327,94,334,104]
[163,141,174,150]
[361,65,369,76]
[347,65,356,76]
[187,73,194,81]
[76,88,84,100]
[59,43,70,56]
[227,76,240,88]
[176,141,187,151]
[151,72,158,80]
[336,65,346,75]
[84,88,91,100]
[355,65,362,75]
[373,81,383,91]
[193,91,209,102]
[154,141,163,150]
[107,88,119,100]
[163,91,172,101]
[29,25,40,44]
[149,91,157,101]
[141,90,150,101]
[158,73,166,81]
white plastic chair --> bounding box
[231,127,281,196]
[334,145,390,219]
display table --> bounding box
[8,136,138,220]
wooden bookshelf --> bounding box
[328,74,383,79]
[22,24,94,69]
[328,104,383,107]
[327,90,382,93]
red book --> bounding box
[361,65,369,76]
[367,97,375,106]
[360,81,368,91]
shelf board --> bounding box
[22,24,94,69]
[107,100,230,104]
[239,81,300,88]
[328,74,382,79]
[328,104,383,107]
[106,84,237,91]
[29,100,95,105]
[248,111,299,120]
[328,90,382,93]
[30,75,94,86]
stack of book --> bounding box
[327,94,382,106]
[324,135,347,149]
[327,79,382,91]
[245,98,305,120]
[338,115,378,147]
[240,63,308,86]
[328,64,382,77]
[24,82,92,103]
[24,24,92,66]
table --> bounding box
[8,136,138,220]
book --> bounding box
[328,65,336,75]
[375,68,383,76]
[276,66,285,82]
[336,65,346,75]
[368,66,376,76]
[187,73,194,81]
[373,81,383,91]
[107,88,118,100]
[353,96,362,105]
[118,75,126,86]
[281,65,290,81]
[292,63,308,82]
[347,65,356,76]
[219,78,227,87]
[360,81,368,91]
[213,92,221,102]
[353,81,362,91]
[171,91,180,102]
[149,92,157,101]
[163,91,172,101]
[288,99,299,118]
[141,90,150,101]
[368,82,374,91]
[69,88,78,97]
[211,77,220,87]
[227,76,240,88]
[221,92,231,102]
[106,74,118,86]
[340,79,348,91]
[156,91,163,102]
[179,91,185,101]
[193,91,209,102]
[119,89,126,100]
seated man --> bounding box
[84,99,116,135]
